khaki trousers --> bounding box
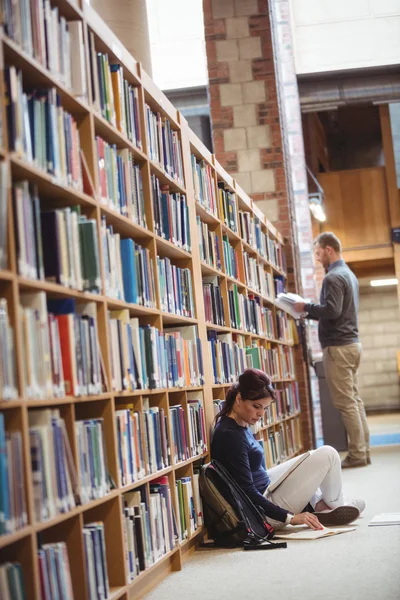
[322,343,370,461]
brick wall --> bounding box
[203,0,318,448]
[358,287,400,411]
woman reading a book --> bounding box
[211,368,365,530]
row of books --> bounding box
[0,414,27,535]
[6,69,82,189]
[279,345,296,379]
[197,217,222,270]
[157,258,195,318]
[218,184,238,233]
[243,251,275,299]
[239,210,285,272]
[276,309,295,344]
[227,285,277,335]
[0,162,8,270]
[14,186,101,292]
[89,45,142,149]
[208,332,286,384]
[222,235,240,279]
[83,522,109,600]
[170,400,207,464]
[191,156,217,216]
[20,295,103,399]
[38,541,74,600]
[145,106,184,187]
[151,176,191,251]
[263,421,299,467]
[0,562,25,600]
[97,139,146,223]
[203,277,225,326]
[108,316,204,392]
[2,1,87,99]
[0,299,18,401]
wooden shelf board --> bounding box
[161,312,198,326]
[0,399,23,410]
[100,204,153,241]
[155,235,192,261]
[149,160,186,195]
[195,201,220,227]
[174,452,207,470]
[17,276,103,302]
[200,262,224,277]
[106,297,159,317]
[0,270,15,282]
[0,525,33,550]
[120,466,173,494]
[93,112,147,162]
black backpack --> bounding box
[199,460,287,550]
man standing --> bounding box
[294,232,370,468]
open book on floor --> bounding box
[369,513,400,527]
[274,525,356,540]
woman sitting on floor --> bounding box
[211,368,365,530]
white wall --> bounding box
[146,0,208,90]
[290,0,400,75]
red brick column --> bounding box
[203,0,317,449]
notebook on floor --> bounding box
[369,513,400,527]
[267,451,311,493]
[274,525,356,540]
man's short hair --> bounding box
[314,232,342,253]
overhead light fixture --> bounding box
[370,278,398,287]
[306,167,327,222]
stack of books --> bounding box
[38,542,74,600]
[29,409,78,522]
[83,522,110,600]
[152,176,191,251]
[191,155,217,216]
[0,415,27,535]
[6,69,82,189]
[145,106,184,187]
[96,140,145,221]
[0,299,18,401]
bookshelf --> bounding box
[0,1,303,598]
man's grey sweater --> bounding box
[304,259,360,349]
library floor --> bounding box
[146,415,400,600]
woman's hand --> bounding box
[290,512,323,530]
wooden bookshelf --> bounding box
[0,1,303,598]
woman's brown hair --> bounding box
[214,368,276,424]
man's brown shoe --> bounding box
[341,456,367,469]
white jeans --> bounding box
[264,446,345,529]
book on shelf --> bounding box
[157,257,195,318]
[222,235,240,279]
[0,562,25,600]
[0,414,27,535]
[75,419,111,504]
[123,490,154,570]
[38,541,74,600]
[29,408,78,522]
[191,155,217,216]
[0,161,9,271]
[197,217,222,270]
[203,276,225,326]
[96,139,146,223]
[149,477,176,560]
[83,522,110,600]
[145,105,184,187]
[2,2,87,99]
[115,407,146,486]
[169,405,189,464]
[143,398,170,474]
[0,298,18,401]
[119,238,156,307]
[100,219,125,300]
[175,477,197,540]
[218,182,238,233]
[5,68,83,189]
[152,175,191,251]
[187,396,207,457]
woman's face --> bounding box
[235,393,274,426]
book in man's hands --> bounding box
[368,513,400,527]
[275,292,308,319]
[274,524,356,540]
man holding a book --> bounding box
[294,232,370,469]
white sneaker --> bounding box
[345,499,366,514]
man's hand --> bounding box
[294,302,306,314]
